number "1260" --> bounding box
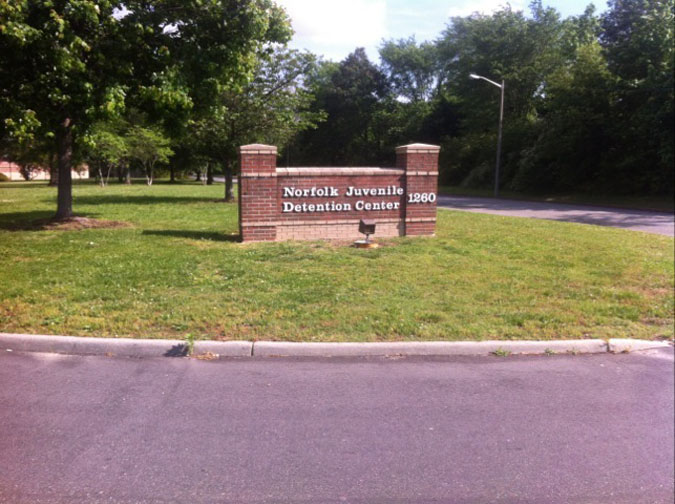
[407,192,436,203]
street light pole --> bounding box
[470,73,504,198]
[495,80,504,198]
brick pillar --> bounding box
[396,143,440,236]
[238,144,278,242]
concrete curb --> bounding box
[194,340,252,357]
[0,333,252,358]
[1,332,670,359]
[608,338,672,353]
[252,339,608,357]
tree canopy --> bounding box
[288,0,673,196]
[1,0,673,202]
[0,0,292,218]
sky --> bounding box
[275,0,609,62]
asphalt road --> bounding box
[437,195,674,236]
[1,348,673,504]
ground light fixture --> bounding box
[354,219,378,248]
[469,73,504,198]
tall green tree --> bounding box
[186,47,322,200]
[0,0,125,218]
[514,42,616,192]
[0,0,292,219]
[434,2,567,187]
[127,125,173,185]
[122,0,293,194]
[600,0,674,192]
[281,1,673,197]
[83,119,130,187]
[291,48,389,165]
[379,37,440,102]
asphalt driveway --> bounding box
[438,195,674,236]
[1,348,673,503]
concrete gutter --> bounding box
[252,339,610,357]
[0,333,671,359]
[608,338,673,353]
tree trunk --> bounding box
[206,161,214,185]
[55,119,74,220]
[195,170,201,182]
[146,165,153,186]
[117,164,124,183]
[224,160,235,202]
[170,163,176,183]
[48,151,58,186]
[104,163,112,186]
[125,165,131,184]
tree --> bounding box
[0,0,292,219]
[123,0,293,197]
[84,120,129,187]
[379,37,440,102]
[434,1,567,188]
[127,126,173,185]
[513,42,615,192]
[600,0,674,193]
[600,0,674,81]
[0,1,125,218]
[276,1,673,197]
[191,47,323,201]
[291,48,389,166]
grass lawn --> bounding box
[1,180,673,342]
[438,185,675,213]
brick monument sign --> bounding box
[238,143,440,242]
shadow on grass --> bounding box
[142,229,240,242]
[0,211,79,230]
[75,194,217,206]
[0,212,135,232]
[0,181,52,190]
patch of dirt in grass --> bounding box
[226,323,255,338]
[11,256,34,262]
[640,317,672,326]
[312,238,401,249]
[45,217,131,231]
[638,287,673,299]
[8,216,131,231]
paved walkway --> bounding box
[438,195,674,236]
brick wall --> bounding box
[239,143,439,242]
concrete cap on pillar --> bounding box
[395,143,441,154]
[239,144,278,155]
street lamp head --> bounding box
[469,73,503,89]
